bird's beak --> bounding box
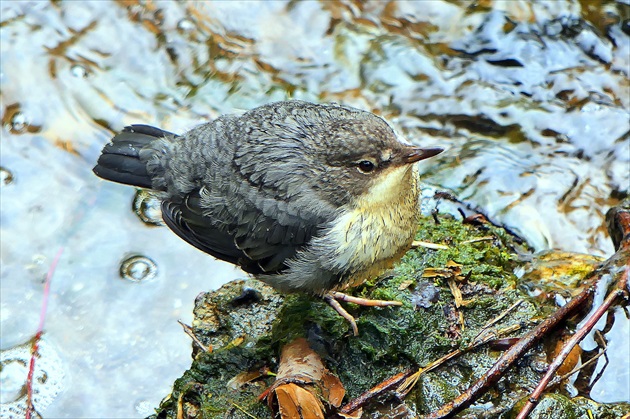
[403,146,444,164]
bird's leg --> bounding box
[330,291,403,307]
[323,294,359,336]
[323,291,403,336]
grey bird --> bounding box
[93,100,443,335]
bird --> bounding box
[93,100,443,335]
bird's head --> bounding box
[311,116,443,208]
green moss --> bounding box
[270,295,349,344]
[510,394,580,419]
[154,344,274,418]
[572,397,630,419]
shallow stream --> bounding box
[1,1,628,417]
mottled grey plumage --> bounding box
[94,100,443,334]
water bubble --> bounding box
[10,112,27,133]
[133,190,164,226]
[1,166,14,185]
[70,65,88,78]
[119,255,158,283]
[177,18,194,33]
[2,104,41,134]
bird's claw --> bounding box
[323,291,402,336]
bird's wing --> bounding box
[160,187,331,274]
[157,106,341,274]
[161,193,243,267]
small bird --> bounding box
[93,101,443,335]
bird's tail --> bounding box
[93,124,177,190]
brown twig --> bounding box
[341,300,526,415]
[516,264,629,419]
[340,370,415,415]
[461,236,495,244]
[397,349,464,398]
[398,323,523,399]
[178,320,210,352]
[421,200,630,418]
[557,345,606,383]
[412,240,450,250]
[424,242,629,419]
[416,201,630,418]
[474,299,524,337]
[422,278,599,419]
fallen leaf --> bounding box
[275,384,325,419]
[263,337,346,417]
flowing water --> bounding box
[1,1,628,417]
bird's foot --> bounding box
[323,291,402,336]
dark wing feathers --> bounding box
[161,197,244,266]
[133,112,339,275]
[123,124,178,138]
[161,188,319,275]
[257,247,300,272]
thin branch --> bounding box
[341,300,526,414]
[422,278,599,419]
[340,370,415,415]
[516,265,629,419]
[558,347,606,383]
[178,320,210,352]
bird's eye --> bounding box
[357,160,376,174]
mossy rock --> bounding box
[151,215,629,418]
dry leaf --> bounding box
[321,370,345,407]
[227,369,265,390]
[447,277,464,308]
[264,337,345,417]
[275,384,325,419]
[398,279,414,290]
